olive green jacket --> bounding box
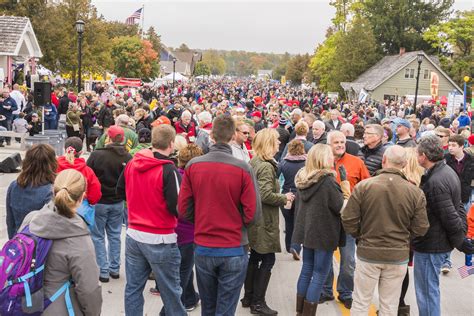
[248,156,287,254]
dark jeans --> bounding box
[159,243,200,315]
[249,249,276,272]
[44,119,57,130]
[195,253,248,316]
[281,205,301,254]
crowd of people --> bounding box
[2,77,474,316]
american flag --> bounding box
[125,8,142,25]
[457,265,474,279]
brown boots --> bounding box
[296,297,317,316]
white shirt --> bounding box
[231,142,251,163]
[10,90,25,115]
[127,228,177,244]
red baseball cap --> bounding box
[251,111,262,118]
[107,125,124,143]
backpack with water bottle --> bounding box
[0,226,74,316]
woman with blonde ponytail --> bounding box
[19,169,103,316]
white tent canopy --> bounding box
[162,72,188,82]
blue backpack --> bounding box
[0,226,74,315]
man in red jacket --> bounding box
[178,115,261,315]
[116,124,187,316]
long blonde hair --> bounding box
[54,169,86,218]
[252,128,279,161]
[402,147,424,186]
[305,144,334,173]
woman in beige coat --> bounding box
[20,169,102,316]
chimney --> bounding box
[399,47,406,56]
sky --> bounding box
[91,0,473,55]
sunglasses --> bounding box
[436,134,448,138]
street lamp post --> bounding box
[463,76,470,112]
[413,53,423,114]
[172,57,177,88]
[75,20,85,93]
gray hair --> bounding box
[365,124,384,137]
[197,111,212,124]
[116,114,130,126]
[340,123,355,136]
[312,120,325,130]
[417,135,444,162]
[181,110,192,119]
[327,130,346,145]
[383,145,407,168]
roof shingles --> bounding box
[0,16,29,55]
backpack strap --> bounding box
[49,280,75,316]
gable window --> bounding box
[410,69,415,79]
[424,69,429,79]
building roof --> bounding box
[0,16,42,58]
[173,51,202,65]
[160,60,190,75]
[343,50,461,93]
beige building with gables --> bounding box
[341,50,463,103]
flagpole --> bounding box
[141,4,145,39]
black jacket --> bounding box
[277,156,306,193]
[412,161,467,253]
[359,142,386,176]
[58,95,71,115]
[275,126,290,161]
[87,144,132,204]
[346,137,361,156]
[445,152,474,204]
[97,105,115,128]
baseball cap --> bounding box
[151,115,171,127]
[468,135,474,146]
[251,111,262,118]
[392,118,411,129]
[107,125,125,143]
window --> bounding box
[384,95,396,101]
[410,69,415,79]
[424,69,429,79]
[405,68,410,78]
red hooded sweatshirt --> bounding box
[56,156,102,205]
[124,150,178,235]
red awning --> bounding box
[114,78,142,87]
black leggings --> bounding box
[399,270,409,306]
[249,249,276,272]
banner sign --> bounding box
[114,78,142,87]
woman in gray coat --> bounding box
[20,169,102,316]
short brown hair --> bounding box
[152,124,176,150]
[287,140,305,156]
[294,121,309,136]
[17,144,57,188]
[449,134,465,147]
[178,144,203,168]
[212,115,235,143]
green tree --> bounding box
[362,0,454,54]
[194,62,211,76]
[309,16,380,93]
[202,50,226,75]
[423,10,474,86]
[104,21,139,38]
[146,26,161,61]
[111,36,159,80]
[285,54,311,84]
[176,43,191,52]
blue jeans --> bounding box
[195,253,248,315]
[281,206,301,254]
[297,247,333,303]
[159,243,200,315]
[91,202,124,278]
[124,236,186,316]
[414,251,448,316]
[322,234,356,300]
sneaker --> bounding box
[149,287,160,296]
[441,265,451,274]
[109,272,120,279]
[99,276,109,283]
[318,294,335,304]
[338,296,352,309]
[290,248,301,261]
[185,299,200,312]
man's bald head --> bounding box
[382,145,407,169]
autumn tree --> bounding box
[285,54,311,84]
[111,36,159,80]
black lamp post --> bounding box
[172,57,177,88]
[75,20,85,93]
[413,53,423,114]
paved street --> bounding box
[0,144,473,315]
